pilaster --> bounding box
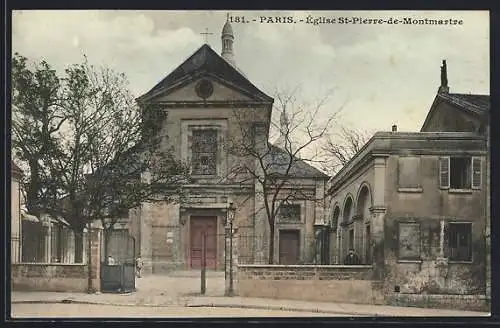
[369,206,386,280]
[88,222,103,293]
[372,156,388,207]
[41,215,52,263]
[140,202,153,274]
[314,179,326,225]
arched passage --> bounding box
[342,197,353,224]
[339,196,354,262]
[356,184,372,221]
[356,183,373,264]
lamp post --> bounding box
[226,201,236,296]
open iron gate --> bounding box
[100,234,136,293]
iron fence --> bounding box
[11,236,21,263]
[50,224,75,263]
[234,233,327,265]
[20,221,46,263]
[17,220,84,264]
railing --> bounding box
[235,234,327,265]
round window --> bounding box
[195,79,214,99]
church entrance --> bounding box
[279,230,300,265]
[190,216,217,269]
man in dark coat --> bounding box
[344,248,360,265]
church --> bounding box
[128,18,330,274]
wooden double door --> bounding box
[190,216,217,269]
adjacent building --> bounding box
[327,60,489,296]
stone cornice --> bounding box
[183,183,253,190]
[369,206,387,214]
[352,214,363,221]
[149,101,272,109]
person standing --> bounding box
[136,256,143,278]
[107,255,116,265]
[344,248,360,265]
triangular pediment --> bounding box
[421,92,489,132]
[137,44,273,104]
[153,75,254,102]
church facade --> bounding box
[128,19,329,273]
[327,60,490,297]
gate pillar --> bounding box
[88,221,103,293]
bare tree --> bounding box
[12,55,189,273]
[226,88,337,264]
[321,125,370,176]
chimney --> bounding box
[392,124,397,132]
[438,59,449,94]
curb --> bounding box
[13,299,487,317]
[11,299,178,308]
[186,303,367,316]
[11,299,368,316]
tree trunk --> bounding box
[87,227,94,293]
[103,229,110,259]
[268,224,275,264]
[26,164,41,217]
[74,231,84,263]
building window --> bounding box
[451,157,471,189]
[398,156,421,189]
[192,129,218,175]
[348,229,354,250]
[343,197,353,224]
[398,222,421,260]
[279,204,301,222]
[448,222,472,261]
[439,156,481,190]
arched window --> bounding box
[356,185,371,221]
[331,206,340,230]
[343,197,353,223]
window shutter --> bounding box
[439,157,450,189]
[471,157,481,189]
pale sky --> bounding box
[12,10,490,134]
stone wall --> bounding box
[11,263,94,292]
[383,217,486,296]
[383,152,487,296]
[386,293,490,312]
[237,264,383,304]
[12,226,102,293]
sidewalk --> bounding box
[11,291,490,317]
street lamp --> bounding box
[226,201,236,296]
[227,201,236,226]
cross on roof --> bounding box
[200,28,214,44]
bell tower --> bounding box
[221,14,235,65]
